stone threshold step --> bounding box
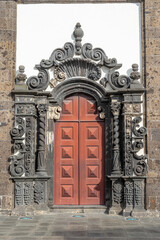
[50,205,107,213]
[51,205,107,209]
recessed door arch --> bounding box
[54,93,105,205]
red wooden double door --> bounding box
[54,94,105,205]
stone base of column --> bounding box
[36,170,48,177]
[109,206,123,215]
[122,207,133,217]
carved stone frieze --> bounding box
[16,104,36,116]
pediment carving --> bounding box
[15,23,142,92]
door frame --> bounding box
[47,78,110,208]
[10,24,147,215]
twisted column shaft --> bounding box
[111,100,121,175]
[37,104,48,175]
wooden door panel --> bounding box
[79,122,105,205]
[54,122,78,205]
[79,94,100,121]
[54,94,105,205]
[59,95,78,121]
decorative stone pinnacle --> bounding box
[73,22,84,55]
[15,65,28,90]
[130,63,140,82]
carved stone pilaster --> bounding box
[111,99,121,175]
[36,104,48,176]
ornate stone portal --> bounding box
[10,23,147,215]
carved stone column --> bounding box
[36,104,48,176]
[111,99,121,175]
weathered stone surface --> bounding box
[0,0,16,210]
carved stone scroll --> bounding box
[132,117,147,176]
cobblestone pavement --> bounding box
[0,213,160,240]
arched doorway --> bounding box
[54,93,105,205]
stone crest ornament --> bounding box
[73,22,84,55]
[21,23,143,92]
[11,23,147,216]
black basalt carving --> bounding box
[26,66,49,91]
[132,117,147,137]
[11,23,147,215]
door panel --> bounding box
[79,122,105,205]
[54,94,105,205]
[60,95,78,121]
[54,122,78,205]
[79,94,100,121]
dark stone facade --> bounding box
[0,0,160,215]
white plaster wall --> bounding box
[17,3,141,77]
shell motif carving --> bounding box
[54,58,101,81]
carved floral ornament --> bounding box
[15,23,142,92]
